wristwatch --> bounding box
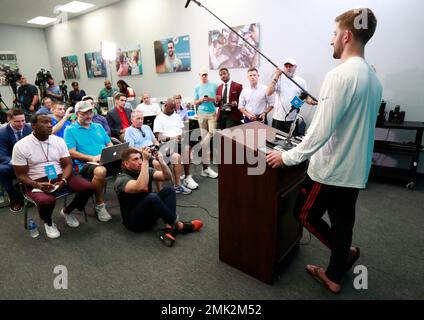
[61,177,68,185]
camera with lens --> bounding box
[388,105,405,123]
[147,145,159,153]
[35,68,52,87]
[4,68,22,85]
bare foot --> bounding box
[306,264,342,294]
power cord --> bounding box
[177,203,219,220]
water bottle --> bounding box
[28,218,39,238]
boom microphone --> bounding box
[185,0,191,8]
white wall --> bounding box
[3,0,424,172]
[0,24,51,107]
[44,0,424,118]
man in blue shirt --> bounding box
[46,77,63,102]
[64,101,113,222]
[36,97,53,115]
[51,102,72,138]
[194,68,218,178]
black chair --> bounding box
[143,115,156,130]
[19,183,87,230]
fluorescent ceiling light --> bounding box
[27,16,57,25]
[57,1,95,13]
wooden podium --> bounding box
[217,122,306,284]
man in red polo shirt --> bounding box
[106,93,132,141]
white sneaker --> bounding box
[183,175,199,190]
[180,174,186,180]
[44,223,60,239]
[60,208,80,228]
[95,203,112,222]
[174,184,192,195]
[201,167,218,179]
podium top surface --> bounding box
[217,122,280,151]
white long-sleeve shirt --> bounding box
[282,57,383,189]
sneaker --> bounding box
[44,223,61,239]
[183,175,199,190]
[9,198,22,213]
[176,219,204,234]
[157,228,176,247]
[174,184,192,195]
[180,174,186,180]
[201,167,218,178]
[95,203,112,222]
[60,208,80,228]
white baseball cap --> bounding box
[283,57,297,66]
[199,68,208,76]
[74,101,94,113]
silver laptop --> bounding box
[99,142,129,165]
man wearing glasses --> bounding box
[64,101,114,222]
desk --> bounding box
[372,121,424,189]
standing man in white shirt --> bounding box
[136,93,162,117]
[266,8,382,294]
[266,58,317,135]
[238,68,274,124]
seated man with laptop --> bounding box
[64,101,121,222]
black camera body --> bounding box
[35,69,52,87]
[4,69,22,85]
[376,100,386,126]
[148,145,159,153]
[388,105,405,123]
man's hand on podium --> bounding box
[266,150,285,168]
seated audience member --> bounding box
[36,97,53,115]
[174,94,188,121]
[125,110,192,194]
[0,109,32,212]
[114,148,203,247]
[69,82,86,107]
[153,99,199,190]
[64,101,113,222]
[12,113,95,239]
[107,93,132,141]
[82,96,112,137]
[51,103,73,138]
[98,80,118,108]
[117,80,136,104]
[136,93,162,117]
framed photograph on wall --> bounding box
[84,51,107,78]
[115,45,143,77]
[0,51,19,86]
[154,35,191,73]
[208,23,260,70]
[61,55,80,79]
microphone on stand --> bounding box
[288,91,308,113]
